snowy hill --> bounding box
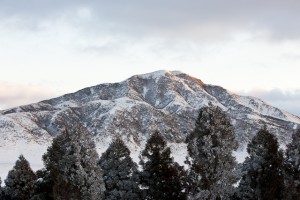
[0,70,299,179]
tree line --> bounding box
[0,105,299,200]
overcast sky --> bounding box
[0,0,300,116]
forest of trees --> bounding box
[0,105,299,200]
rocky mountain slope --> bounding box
[0,70,299,177]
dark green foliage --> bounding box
[283,129,300,200]
[30,169,53,200]
[4,155,36,200]
[43,124,105,200]
[0,177,4,200]
[236,129,284,200]
[139,132,187,200]
[99,138,141,200]
[186,104,238,199]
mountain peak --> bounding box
[135,70,183,79]
[0,71,299,176]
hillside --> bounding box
[0,70,299,179]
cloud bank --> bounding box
[1,0,300,41]
[0,83,57,110]
[0,0,300,117]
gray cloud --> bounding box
[242,89,300,117]
[1,0,300,114]
[1,0,300,41]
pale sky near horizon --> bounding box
[1,0,300,116]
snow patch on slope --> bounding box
[56,100,79,108]
[0,114,51,145]
[283,111,300,124]
[169,142,188,169]
[171,70,184,75]
[139,70,182,81]
[236,96,300,123]
[233,148,248,163]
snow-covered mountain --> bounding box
[0,70,299,178]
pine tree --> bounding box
[43,124,105,200]
[283,129,300,200]
[139,132,187,200]
[236,129,284,200]
[186,104,238,200]
[30,169,54,200]
[0,177,4,200]
[99,138,141,200]
[4,155,36,200]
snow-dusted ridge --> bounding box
[235,95,300,124]
[0,70,299,180]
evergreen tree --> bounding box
[236,129,284,200]
[186,104,238,200]
[30,169,53,200]
[4,155,36,200]
[0,177,4,200]
[99,138,141,200]
[43,124,105,200]
[139,132,187,200]
[283,129,300,200]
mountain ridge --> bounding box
[0,70,299,179]
[1,70,299,143]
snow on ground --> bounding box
[0,140,250,185]
[169,142,188,169]
[294,124,298,130]
[283,111,300,124]
[139,70,171,80]
[237,96,281,116]
[0,136,252,188]
[143,86,149,98]
[171,70,184,75]
[233,147,248,163]
[0,142,47,184]
[56,100,79,109]
[236,95,300,124]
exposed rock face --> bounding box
[1,70,299,151]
